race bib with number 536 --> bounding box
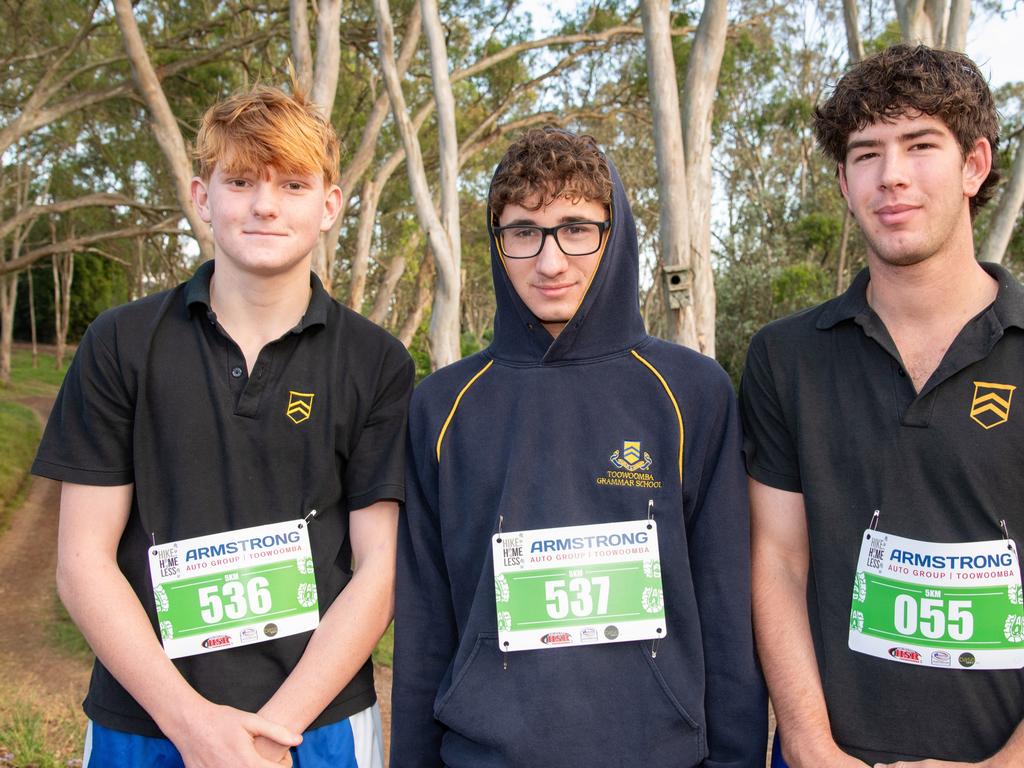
[148,520,320,659]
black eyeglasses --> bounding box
[494,220,610,259]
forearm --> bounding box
[259,501,398,733]
[258,555,394,732]
[57,549,208,739]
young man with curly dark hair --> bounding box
[389,127,767,766]
[741,44,1024,767]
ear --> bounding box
[837,163,853,212]
[191,177,212,223]
[320,184,343,232]
[962,137,992,199]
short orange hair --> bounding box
[194,85,340,185]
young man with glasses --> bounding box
[390,127,766,766]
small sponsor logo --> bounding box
[240,628,258,644]
[604,625,620,640]
[580,627,598,643]
[202,635,232,649]
[930,651,951,667]
[540,632,572,646]
[888,647,921,663]
[959,652,977,668]
[264,623,279,637]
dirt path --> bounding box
[0,398,90,700]
[0,396,394,760]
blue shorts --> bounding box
[771,730,790,768]
[83,704,383,768]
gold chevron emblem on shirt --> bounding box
[970,381,1016,430]
[286,391,315,424]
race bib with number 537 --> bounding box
[492,519,666,652]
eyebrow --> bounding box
[501,215,596,226]
[846,127,946,153]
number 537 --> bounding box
[545,576,610,619]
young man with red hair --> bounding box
[34,86,413,767]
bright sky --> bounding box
[967,6,1024,89]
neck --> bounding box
[866,233,994,330]
[209,259,313,347]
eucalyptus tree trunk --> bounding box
[112,0,214,262]
[289,0,343,285]
[980,133,1024,264]
[642,0,726,356]
[419,0,461,366]
[681,0,727,358]
[893,0,970,50]
[640,0,696,349]
[373,0,461,367]
[53,253,74,370]
[324,2,423,293]
[0,263,14,385]
[842,0,865,61]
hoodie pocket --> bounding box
[435,632,705,766]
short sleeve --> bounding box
[739,330,802,492]
[32,317,135,485]
[343,342,415,511]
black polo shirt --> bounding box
[740,263,1024,764]
[33,260,414,738]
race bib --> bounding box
[492,519,666,652]
[148,520,320,659]
[848,529,1024,670]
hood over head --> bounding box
[486,151,647,364]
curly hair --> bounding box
[814,44,1000,215]
[194,85,340,185]
[489,128,612,218]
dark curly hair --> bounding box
[814,44,1000,216]
[489,128,612,219]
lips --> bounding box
[875,203,920,225]
[533,283,574,297]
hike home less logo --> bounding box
[970,381,1016,430]
[286,391,315,424]
[595,440,662,489]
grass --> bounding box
[0,402,41,535]
[49,595,93,662]
[0,350,71,401]
[0,697,82,768]
[0,350,68,533]
[373,622,394,667]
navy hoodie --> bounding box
[391,156,766,767]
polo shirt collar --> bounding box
[815,262,1024,333]
[183,260,330,332]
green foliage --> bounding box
[770,263,833,317]
[0,351,71,400]
[0,402,39,534]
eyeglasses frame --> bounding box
[493,220,611,260]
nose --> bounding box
[250,182,279,218]
[879,149,909,190]
[534,231,569,277]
